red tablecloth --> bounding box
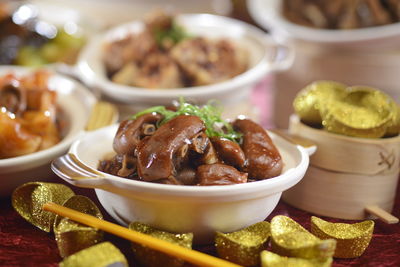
[0,174,399,267]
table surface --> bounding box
[1,81,400,267]
[1,173,399,267]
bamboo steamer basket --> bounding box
[288,115,400,175]
[282,115,400,220]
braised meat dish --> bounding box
[99,102,283,186]
[0,70,61,158]
[103,11,248,89]
[283,0,400,29]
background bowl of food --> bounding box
[52,101,311,244]
[0,66,96,196]
[76,11,294,120]
[247,0,400,128]
[0,2,95,75]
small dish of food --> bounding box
[52,101,310,243]
[0,2,92,71]
[248,0,400,128]
[247,0,400,49]
[0,66,96,196]
[76,11,293,106]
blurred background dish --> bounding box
[30,0,234,29]
[76,13,293,121]
[281,0,400,30]
[0,66,96,196]
[0,1,96,75]
[248,0,400,128]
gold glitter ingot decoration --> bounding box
[293,81,347,125]
[54,195,104,258]
[321,87,394,138]
[59,242,128,267]
[215,221,270,267]
[385,103,400,137]
[129,222,193,267]
[310,216,374,258]
[260,250,333,267]
[270,216,336,260]
[12,182,75,232]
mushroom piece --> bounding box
[117,154,137,178]
[113,113,162,156]
[98,154,123,177]
[211,137,246,169]
[0,83,27,115]
[233,118,283,180]
[197,163,248,186]
[141,123,157,136]
[136,115,205,181]
[188,132,218,167]
[174,143,189,170]
[190,132,209,154]
[198,141,219,166]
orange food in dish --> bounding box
[0,70,61,158]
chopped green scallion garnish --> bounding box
[131,98,242,143]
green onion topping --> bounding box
[132,98,242,143]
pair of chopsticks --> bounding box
[43,203,242,267]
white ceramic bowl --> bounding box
[76,13,294,106]
[248,0,400,129]
[247,0,400,50]
[52,124,310,244]
[0,66,96,196]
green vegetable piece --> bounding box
[132,98,242,143]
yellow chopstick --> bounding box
[43,202,242,267]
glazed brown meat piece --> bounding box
[170,37,247,86]
[113,113,162,156]
[233,119,283,180]
[111,52,184,89]
[197,163,248,186]
[103,31,157,75]
[136,115,205,181]
[211,137,246,169]
[175,167,197,185]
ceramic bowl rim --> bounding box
[247,0,400,44]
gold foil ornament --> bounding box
[270,216,336,260]
[310,216,374,258]
[215,221,270,267]
[321,86,394,138]
[54,195,104,258]
[293,81,347,125]
[129,222,193,267]
[260,250,333,267]
[12,182,75,232]
[59,242,128,267]
[385,103,400,137]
